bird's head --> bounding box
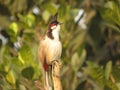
[49,13,63,31]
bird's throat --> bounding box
[52,29,60,40]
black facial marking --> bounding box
[47,29,54,40]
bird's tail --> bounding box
[45,71,52,90]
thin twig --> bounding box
[110,74,116,83]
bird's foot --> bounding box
[51,60,61,78]
[51,60,62,67]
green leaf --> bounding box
[79,49,86,68]
[42,10,51,23]
[18,52,25,64]
[9,0,27,14]
[19,84,26,90]
[84,61,105,88]
[44,2,57,14]
[70,9,79,20]
[69,30,86,53]
[24,14,35,28]
[4,65,10,73]
[116,83,120,90]
[101,1,120,30]
[58,5,67,20]
[71,49,86,71]
[105,61,112,80]
[58,5,70,21]
[103,22,120,32]
[18,45,33,65]
[6,70,16,84]
[71,52,79,71]
[21,66,34,80]
[6,22,18,42]
[112,66,120,82]
[105,81,118,90]
[86,61,98,68]
[9,22,18,36]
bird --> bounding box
[38,13,62,90]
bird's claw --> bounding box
[51,60,61,78]
[51,60,62,67]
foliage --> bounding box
[0,0,120,90]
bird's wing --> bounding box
[38,39,47,65]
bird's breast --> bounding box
[45,38,62,63]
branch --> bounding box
[52,61,62,90]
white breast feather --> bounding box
[42,25,62,63]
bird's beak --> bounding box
[59,22,63,25]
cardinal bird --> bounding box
[38,13,62,89]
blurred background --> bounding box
[0,0,120,90]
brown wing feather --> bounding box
[38,39,46,65]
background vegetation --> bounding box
[0,0,120,90]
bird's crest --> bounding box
[49,13,59,30]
